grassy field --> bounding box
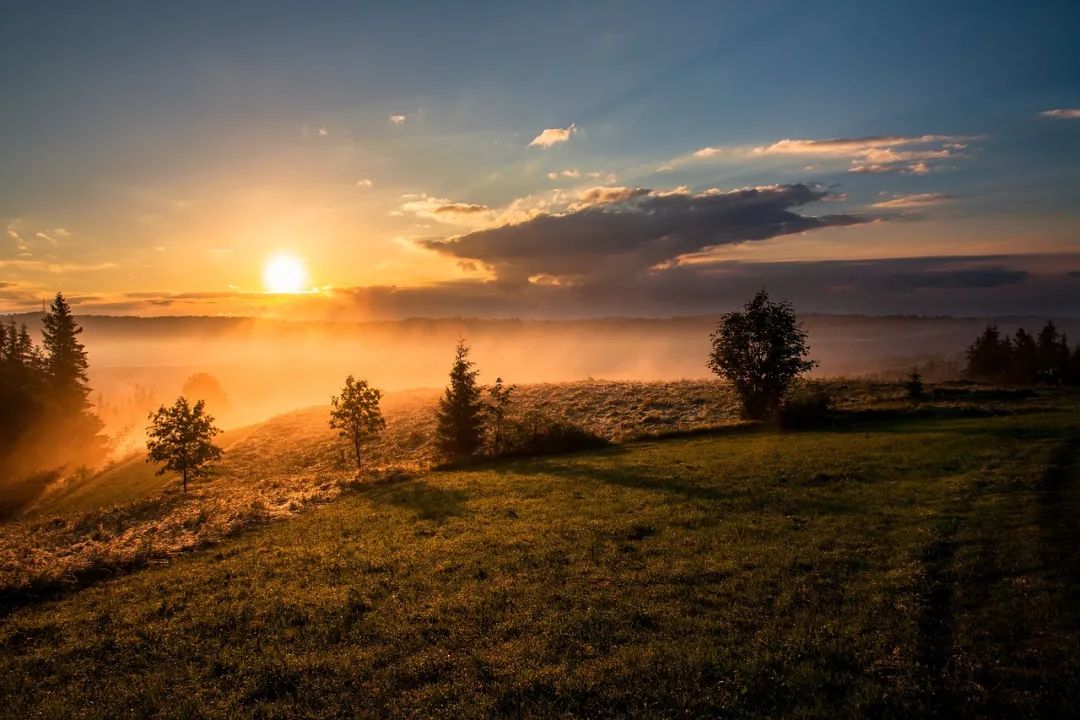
[1,389,1077,718]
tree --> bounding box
[707,289,816,420]
[965,325,1012,382]
[904,367,924,400]
[182,372,233,424]
[1011,328,1039,385]
[485,377,515,455]
[41,292,91,409]
[329,376,386,470]
[435,339,485,459]
[146,397,223,492]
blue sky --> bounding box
[1,0,1078,317]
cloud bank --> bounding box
[421,184,864,282]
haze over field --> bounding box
[1,313,1073,435]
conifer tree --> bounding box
[41,292,91,409]
[435,339,484,459]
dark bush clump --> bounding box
[778,383,832,429]
[500,412,609,457]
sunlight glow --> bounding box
[263,253,309,293]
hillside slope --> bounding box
[2,395,1078,718]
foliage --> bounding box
[435,340,485,460]
[0,293,107,481]
[329,376,386,470]
[146,397,223,492]
[965,322,1079,385]
[777,381,832,429]
[41,292,92,410]
[484,377,515,454]
[708,289,817,419]
[904,367,924,400]
[499,410,608,457]
[181,373,233,423]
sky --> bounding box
[1,0,1078,318]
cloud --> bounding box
[871,193,953,209]
[529,124,577,148]
[547,169,581,180]
[317,126,329,137]
[421,183,865,282]
[680,133,976,175]
[389,114,407,125]
[356,179,374,189]
[1039,108,1080,119]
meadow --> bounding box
[1,382,1078,717]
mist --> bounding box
[17,313,1071,439]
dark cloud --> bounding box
[422,184,864,282]
[880,268,1027,292]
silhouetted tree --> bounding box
[329,375,386,470]
[904,367,924,400]
[707,289,816,420]
[485,377,515,455]
[435,339,484,459]
[965,325,1012,382]
[146,397,222,492]
[41,292,91,410]
[1011,328,1039,385]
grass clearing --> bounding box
[1,390,1077,717]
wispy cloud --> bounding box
[1039,108,1080,119]
[871,192,953,209]
[674,133,977,175]
[389,114,407,125]
[355,178,374,189]
[529,124,577,148]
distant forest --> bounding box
[964,322,1080,385]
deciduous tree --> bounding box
[329,376,386,470]
[707,289,816,420]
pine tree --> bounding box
[435,339,484,459]
[41,292,91,409]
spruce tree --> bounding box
[41,292,91,409]
[435,339,484,460]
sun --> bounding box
[263,253,309,293]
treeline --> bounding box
[0,293,107,481]
[965,322,1080,385]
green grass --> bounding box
[1,397,1078,718]
[28,423,262,518]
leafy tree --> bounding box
[182,372,233,423]
[707,289,816,420]
[485,377,515,455]
[435,339,484,459]
[41,292,91,409]
[329,375,386,470]
[146,397,222,492]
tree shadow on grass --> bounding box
[371,480,471,522]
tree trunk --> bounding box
[353,438,362,471]
[182,468,188,493]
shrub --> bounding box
[778,382,832,429]
[500,411,608,457]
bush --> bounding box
[499,411,608,457]
[778,383,832,429]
